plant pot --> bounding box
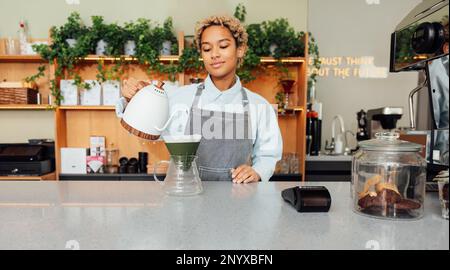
[160,40,172,55]
[124,40,136,56]
[96,40,108,55]
[269,44,278,56]
[66,38,77,48]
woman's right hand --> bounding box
[122,77,150,101]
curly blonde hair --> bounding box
[195,15,248,53]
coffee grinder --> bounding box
[366,107,403,138]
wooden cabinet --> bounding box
[1,33,308,181]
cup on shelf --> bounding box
[5,37,18,55]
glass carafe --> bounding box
[154,155,203,196]
[352,132,426,220]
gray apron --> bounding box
[185,83,253,181]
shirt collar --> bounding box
[203,75,242,100]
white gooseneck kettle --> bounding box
[120,81,187,140]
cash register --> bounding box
[0,139,55,176]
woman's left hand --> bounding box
[231,165,261,184]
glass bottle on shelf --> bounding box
[280,79,296,109]
[105,143,119,174]
[18,20,28,55]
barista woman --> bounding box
[117,15,282,183]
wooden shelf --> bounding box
[81,55,180,63]
[79,55,304,64]
[0,55,46,63]
[0,104,54,110]
[58,105,115,110]
[260,57,305,63]
[0,172,56,181]
[278,106,303,116]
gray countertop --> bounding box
[0,181,447,250]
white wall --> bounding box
[308,0,422,150]
[0,0,307,37]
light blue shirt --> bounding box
[116,75,283,181]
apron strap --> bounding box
[192,83,204,108]
[241,88,251,139]
[189,83,205,134]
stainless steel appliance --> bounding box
[390,0,449,172]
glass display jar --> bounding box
[105,144,119,174]
[352,132,426,220]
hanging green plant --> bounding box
[246,23,270,57]
[237,48,261,83]
[96,57,125,83]
[89,16,128,83]
[263,18,304,59]
[26,12,92,105]
[178,45,203,76]
[132,18,162,74]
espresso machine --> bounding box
[366,107,403,138]
[390,0,449,179]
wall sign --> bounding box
[308,56,388,79]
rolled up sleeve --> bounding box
[251,103,283,182]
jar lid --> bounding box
[358,132,422,152]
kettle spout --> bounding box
[155,107,190,132]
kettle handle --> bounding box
[154,160,169,184]
[155,107,190,132]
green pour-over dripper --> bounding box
[163,135,201,170]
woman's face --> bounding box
[200,25,245,80]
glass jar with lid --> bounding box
[352,132,426,220]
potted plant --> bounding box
[122,21,141,56]
[132,18,163,75]
[89,16,124,56]
[90,15,109,55]
[246,23,270,57]
[160,17,178,55]
[89,16,127,83]
[178,45,203,82]
[60,12,87,48]
[262,18,304,59]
